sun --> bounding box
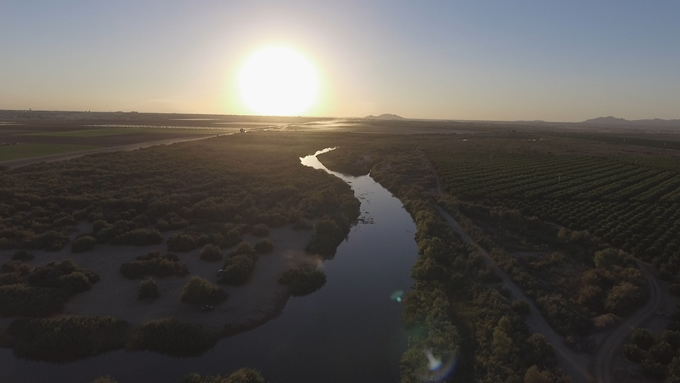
[238,46,319,116]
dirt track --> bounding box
[435,205,592,383]
[593,262,666,383]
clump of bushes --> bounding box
[167,233,198,252]
[92,220,162,246]
[127,318,218,357]
[624,326,680,380]
[254,239,273,254]
[231,241,255,256]
[305,218,346,255]
[119,251,189,279]
[138,277,160,301]
[7,316,129,362]
[218,243,259,286]
[72,235,96,253]
[182,368,265,383]
[252,224,269,237]
[11,250,34,261]
[0,260,99,316]
[199,244,222,262]
[278,264,327,296]
[113,229,163,246]
[180,276,228,306]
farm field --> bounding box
[423,142,680,282]
[0,143,98,162]
[26,127,235,137]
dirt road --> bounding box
[592,262,665,383]
[435,206,592,383]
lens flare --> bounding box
[390,290,405,302]
[418,347,459,382]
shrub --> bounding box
[219,254,257,286]
[167,233,198,252]
[180,276,228,305]
[278,264,327,296]
[12,250,34,261]
[224,229,242,248]
[138,278,160,301]
[305,218,345,255]
[0,285,70,317]
[0,259,99,317]
[127,318,218,357]
[641,358,665,380]
[181,368,265,383]
[630,328,655,350]
[113,229,163,246]
[7,316,129,362]
[254,239,273,254]
[199,244,222,262]
[29,230,69,251]
[623,343,645,363]
[252,224,269,237]
[233,241,256,256]
[119,251,189,280]
[72,236,96,253]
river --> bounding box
[1,148,418,383]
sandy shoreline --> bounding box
[0,222,318,335]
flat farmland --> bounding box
[0,111,326,164]
[0,143,98,162]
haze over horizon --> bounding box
[2,1,679,122]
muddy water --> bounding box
[1,148,418,383]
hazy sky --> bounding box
[2,1,679,121]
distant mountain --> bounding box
[582,116,680,128]
[365,114,404,120]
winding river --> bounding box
[1,148,418,383]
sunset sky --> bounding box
[2,1,679,121]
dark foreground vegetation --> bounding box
[624,309,680,381]
[127,318,219,357]
[91,368,266,383]
[6,316,221,361]
[181,369,265,383]
[0,259,98,316]
[7,316,129,362]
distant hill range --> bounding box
[364,114,405,120]
[582,116,680,128]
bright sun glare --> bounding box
[239,46,319,116]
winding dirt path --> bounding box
[593,262,664,383]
